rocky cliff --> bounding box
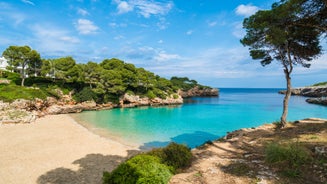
[0,92,183,124]
[119,93,183,108]
[0,98,115,124]
[279,86,327,106]
[279,86,327,97]
[179,86,219,98]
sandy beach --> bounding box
[0,114,139,184]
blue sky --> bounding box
[0,0,326,88]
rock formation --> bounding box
[179,86,219,98]
[306,97,327,106]
[0,85,220,124]
[119,93,183,108]
[279,86,327,106]
[0,92,183,124]
[279,86,327,97]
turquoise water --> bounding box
[71,88,327,149]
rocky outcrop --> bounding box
[306,97,327,106]
[0,100,37,124]
[179,86,219,98]
[0,92,183,124]
[0,98,114,124]
[279,86,327,97]
[279,86,327,106]
[119,93,183,108]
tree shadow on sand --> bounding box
[37,150,140,184]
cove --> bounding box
[70,88,327,149]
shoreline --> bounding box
[0,114,139,184]
[68,113,142,148]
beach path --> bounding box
[0,114,137,184]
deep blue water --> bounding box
[71,88,327,149]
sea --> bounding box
[70,88,327,149]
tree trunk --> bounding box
[280,68,292,127]
[21,77,25,87]
[21,66,25,87]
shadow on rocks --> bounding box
[37,150,140,184]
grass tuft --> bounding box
[265,142,311,177]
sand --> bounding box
[0,114,139,184]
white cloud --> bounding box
[208,21,217,27]
[75,19,99,34]
[158,40,163,44]
[134,0,173,18]
[232,22,245,38]
[157,17,169,30]
[117,1,133,14]
[0,5,27,26]
[59,36,80,43]
[21,0,35,6]
[30,24,81,56]
[114,35,125,40]
[144,46,278,81]
[154,51,181,62]
[186,30,193,35]
[77,8,89,16]
[114,0,173,18]
[109,22,127,28]
[295,53,327,74]
[235,4,259,16]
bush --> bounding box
[74,87,97,103]
[103,155,172,184]
[148,142,192,173]
[2,71,21,84]
[265,142,311,177]
[153,88,167,99]
[147,90,156,99]
[24,77,53,86]
[312,81,327,86]
[0,85,48,102]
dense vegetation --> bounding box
[1,46,209,103]
[170,77,210,91]
[312,81,327,87]
[103,142,192,184]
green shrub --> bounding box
[172,94,179,99]
[2,71,21,84]
[312,81,327,86]
[103,155,172,184]
[147,90,156,99]
[44,85,62,99]
[153,88,167,99]
[126,90,135,95]
[103,94,120,104]
[24,77,53,86]
[265,142,311,177]
[0,85,48,102]
[149,142,192,173]
[74,87,97,103]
